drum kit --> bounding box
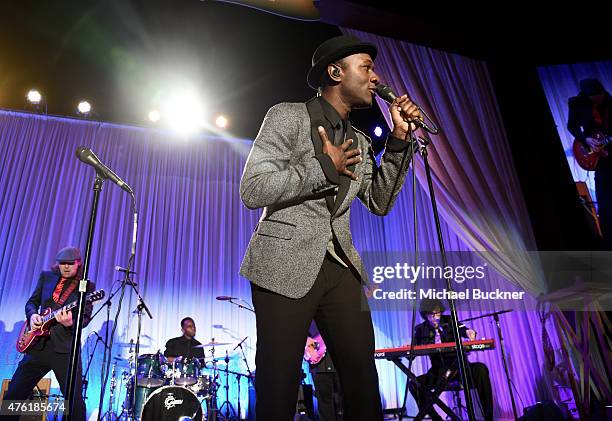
[104,340,253,421]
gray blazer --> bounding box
[240,98,414,298]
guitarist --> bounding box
[568,78,612,246]
[3,246,94,421]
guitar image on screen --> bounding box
[573,131,612,171]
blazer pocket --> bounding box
[256,219,296,240]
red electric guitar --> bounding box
[573,131,612,171]
[16,289,105,353]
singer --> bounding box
[239,35,421,420]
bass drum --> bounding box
[134,385,157,420]
[124,380,158,421]
[141,385,203,421]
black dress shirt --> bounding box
[163,336,205,359]
[414,315,468,369]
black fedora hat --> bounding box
[307,35,377,89]
[580,78,604,96]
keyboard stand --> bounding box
[387,357,461,421]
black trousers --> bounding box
[251,254,382,421]
[312,370,343,421]
[2,340,86,421]
[411,362,493,421]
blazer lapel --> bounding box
[331,122,358,216]
[306,97,335,213]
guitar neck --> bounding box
[42,300,78,324]
[37,290,105,326]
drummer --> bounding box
[163,317,206,363]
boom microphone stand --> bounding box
[82,332,108,400]
[66,174,104,420]
[90,280,122,415]
[376,84,476,421]
[126,273,152,413]
[68,146,136,420]
[218,351,236,420]
[416,132,476,421]
[462,309,518,419]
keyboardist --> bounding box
[411,299,494,421]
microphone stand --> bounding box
[416,131,476,421]
[119,195,142,414]
[235,336,253,419]
[89,281,123,415]
[97,278,134,420]
[82,333,108,400]
[218,351,236,420]
[97,194,138,420]
[126,277,152,413]
[66,174,105,421]
[460,309,513,323]
[227,298,255,313]
[491,311,518,420]
[234,337,253,382]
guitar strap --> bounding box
[57,280,78,306]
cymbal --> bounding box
[193,341,231,348]
[115,342,151,348]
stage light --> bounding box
[148,109,161,123]
[27,89,42,104]
[373,126,383,138]
[163,89,205,135]
[77,101,91,115]
[215,115,228,129]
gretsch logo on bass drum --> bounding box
[164,393,184,410]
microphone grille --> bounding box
[375,84,396,102]
[75,146,89,158]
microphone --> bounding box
[76,146,134,194]
[216,296,238,301]
[374,84,400,103]
[115,265,137,274]
[374,84,439,134]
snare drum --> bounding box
[141,385,203,421]
[171,356,201,386]
[136,353,167,388]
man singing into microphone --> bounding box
[239,35,421,420]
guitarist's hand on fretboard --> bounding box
[55,307,73,327]
[587,137,608,154]
[30,313,43,329]
[585,137,603,152]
